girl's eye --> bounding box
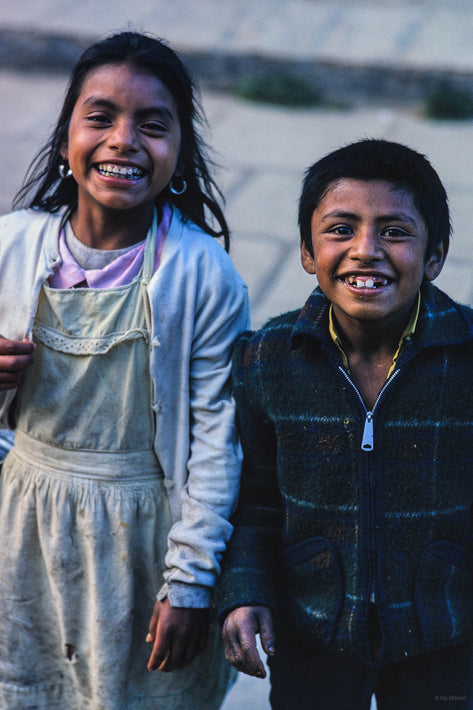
[86,113,111,125]
[141,120,167,134]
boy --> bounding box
[219,140,473,709]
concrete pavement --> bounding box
[1,0,473,105]
[1,2,473,708]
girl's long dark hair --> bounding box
[14,31,230,250]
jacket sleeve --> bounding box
[217,332,283,620]
[159,254,251,608]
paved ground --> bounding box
[1,2,473,707]
[1,0,473,74]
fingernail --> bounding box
[146,633,153,643]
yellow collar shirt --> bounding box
[328,292,421,379]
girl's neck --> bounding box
[69,204,154,250]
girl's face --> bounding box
[62,62,182,223]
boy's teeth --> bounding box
[347,276,387,289]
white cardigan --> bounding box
[0,207,250,607]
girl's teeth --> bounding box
[365,278,374,288]
[97,164,143,179]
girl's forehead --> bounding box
[77,62,178,109]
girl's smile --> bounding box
[62,62,182,245]
[301,178,445,340]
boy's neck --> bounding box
[331,299,419,409]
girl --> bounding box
[0,32,249,709]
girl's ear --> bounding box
[424,242,446,282]
[300,239,316,275]
[60,142,68,161]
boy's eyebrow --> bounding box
[320,210,360,223]
[81,96,176,121]
[321,210,419,227]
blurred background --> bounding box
[1,1,472,706]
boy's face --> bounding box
[301,179,445,335]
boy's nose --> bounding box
[349,229,383,262]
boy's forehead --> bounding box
[323,177,410,197]
[315,178,418,214]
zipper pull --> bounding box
[361,412,374,451]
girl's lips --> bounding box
[95,162,146,180]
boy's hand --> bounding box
[0,336,34,391]
[146,598,209,672]
[222,605,275,678]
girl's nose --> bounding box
[109,119,139,152]
[350,229,383,262]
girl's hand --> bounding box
[146,598,209,672]
[222,605,275,678]
[0,336,35,391]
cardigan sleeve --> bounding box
[158,248,251,607]
[217,331,284,620]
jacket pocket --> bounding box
[415,541,473,650]
[281,536,343,643]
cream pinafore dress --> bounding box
[0,223,232,709]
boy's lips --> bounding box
[95,162,146,180]
[339,273,393,290]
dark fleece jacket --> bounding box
[219,283,473,667]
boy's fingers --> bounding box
[238,633,266,678]
[225,631,264,677]
[222,607,268,678]
[257,608,276,656]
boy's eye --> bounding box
[330,225,353,236]
[383,227,410,238]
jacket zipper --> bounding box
[338,366,400,452]
[338,365,401,606]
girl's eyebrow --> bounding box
[82,96,176,121]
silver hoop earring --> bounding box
[59,162,73,179]
[169,178,187,195]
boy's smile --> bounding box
[301,179,445,340]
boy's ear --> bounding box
[424,242,446,282]
[301,240,316,275]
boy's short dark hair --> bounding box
[299,139,451,259]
